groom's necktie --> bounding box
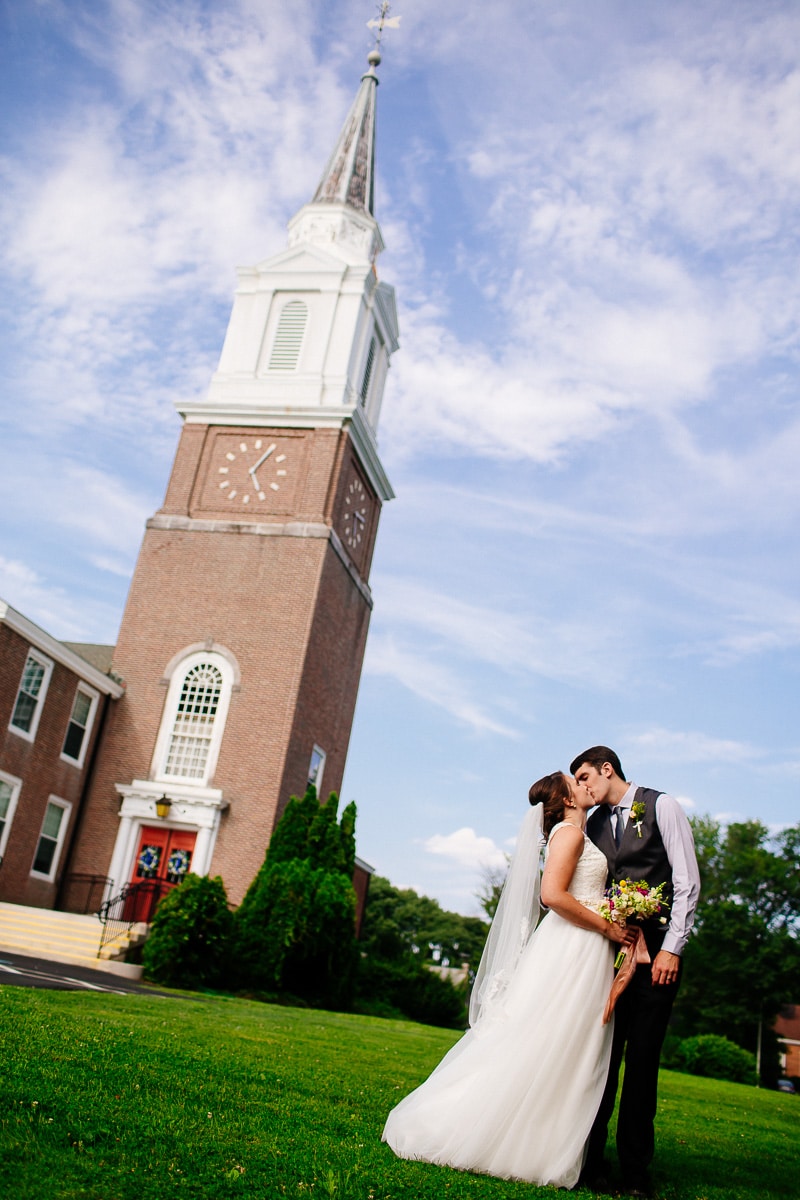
[612,808,624,848]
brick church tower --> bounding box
[68,49,399,906]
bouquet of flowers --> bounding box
[599,878,669,929]
[599,879,670,1024]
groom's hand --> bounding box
[651,949,680,987]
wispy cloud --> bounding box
[381,6,800,473]
[364,635,517,737]
[372,577,627,688]
[2,0,799,908]
[0,558,118,642]
[625,728,759,765]
[0,0,351,437]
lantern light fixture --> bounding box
[155,794,172,819]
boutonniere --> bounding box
[630,800,646,838]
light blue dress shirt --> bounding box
[615,781,701,957]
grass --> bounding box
[0,985,797,1200]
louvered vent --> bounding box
[360,336,377,404]
[268,300,308,370]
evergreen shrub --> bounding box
[141,874,233,989]
[232,788,359,1008]
[676,1033,757,1085]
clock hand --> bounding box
[249,444,276,490]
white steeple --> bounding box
[179,46,399,501]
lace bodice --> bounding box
[546,823,609,905]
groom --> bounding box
[570,746,700,1198]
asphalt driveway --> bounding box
[0,951,174,997]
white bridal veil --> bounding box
[469,805,544,1026]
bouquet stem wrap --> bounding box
[602,926,651,1024]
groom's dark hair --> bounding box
[569,745,626,781]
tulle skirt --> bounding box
[382,910,615,1188]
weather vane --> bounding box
[367,2,401,55]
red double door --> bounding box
[125,826,196,921]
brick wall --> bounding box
[0,624,109,908]
[70,422,383,907]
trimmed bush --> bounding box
[141,874,233,989]
[676,1034,757,1085]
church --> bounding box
[0,46,398,935]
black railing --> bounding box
[60,873,112,915]
[97,880,169,957]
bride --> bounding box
[382,772,634,1189]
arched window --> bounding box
[268,299,308,370]
[153,650,236,786]
[164,662,222,779]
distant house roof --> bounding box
[62,642,116,674]
[775,1005,800,1041]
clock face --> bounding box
[343,476,369,550]
[213,437,289,506]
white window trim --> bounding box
[308,744,327,794]
[365,341,389,426]
[357,325,387,425]
[30,795,72,882]
[151,649,235,786]
[59,683,100,769]
[8,648,54,744]
[0,769,21,860]
[268,298,309,371]
[360,335,377,405]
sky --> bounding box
[1,0,799,915]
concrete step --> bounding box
[0,902,144,979]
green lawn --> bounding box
[0,985,796,1200]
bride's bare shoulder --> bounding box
[547,822,584,849]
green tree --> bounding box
[359,876,488,971]
[233,786,359,1008]
[355,875,489,1029]
[307,791,347,874]
[674,818,800,1083]
[475,858,509,921]
[265,785,321,867]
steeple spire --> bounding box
[286,25,399,267]
[312,49,380,217]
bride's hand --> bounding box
[604,920,636,945]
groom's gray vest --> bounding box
[587,787,673,952]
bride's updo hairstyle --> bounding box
[528,772,571,840]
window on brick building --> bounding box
[31,797,71,880]
[153,651,235,786]
[9,649,53,742]
[61,685,99,767]
[0,771,21,861]
[308,745,326,793]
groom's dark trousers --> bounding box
[585,925,681,1183]
[585,788,684,1185]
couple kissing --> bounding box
[383,745,701,1197]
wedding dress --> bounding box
[382,821,614,1189]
